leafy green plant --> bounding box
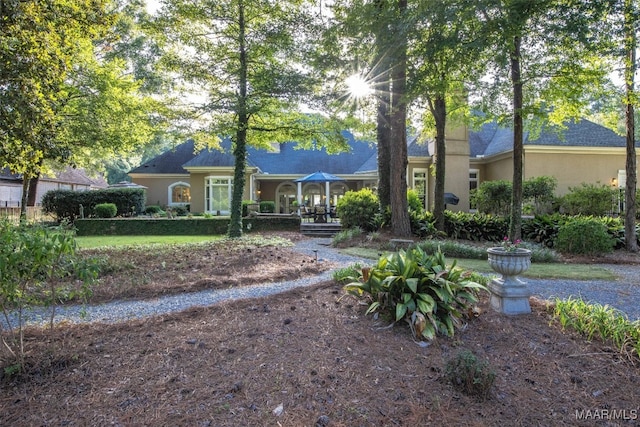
[414,239,559,263]
[553,297,640,363]
[407,188,424,215]
[560,183,617,216]
[94,203,117,218]
[523,176,557,215]
[415,240,486,260]
[0,221,99,370]
[471,180,512,215]
[332,263,365,284]
[445,349,496,400]
[336,188,380,232]
[259,200,275,213]
[144,205,164,215]
[555,218,614,254]
[332,226,363,246]
[344,247,487,340]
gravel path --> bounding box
[2,238,639,329]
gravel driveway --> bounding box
[2,238,639,329]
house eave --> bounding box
[128,173,190,179]
[524,145,628,155]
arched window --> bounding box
[276,182,297,213]
[329,183,348,206]
[301,183,323,207]
[168,182,191,205]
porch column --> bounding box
[297,182,302,215]
[325,181,330,211]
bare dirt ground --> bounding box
[1,232,640,426]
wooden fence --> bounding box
[0,206,53,223]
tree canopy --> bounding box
[155,0,349,237]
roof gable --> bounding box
[130,140,197,174]
[471,119,631,157]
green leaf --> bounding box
[365,301,381,315]
[396,303,408,321]
[406,277,418,293]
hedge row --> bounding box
[412,210,639,250]
[42,189,146,221]
[74,216,301,236]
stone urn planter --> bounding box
[486,247,532,315]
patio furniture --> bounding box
[301,205,314,222]
[314,205,327,223]
[329,206,338,222]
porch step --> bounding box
[300,222,342,237]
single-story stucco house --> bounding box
[128,119,639,215]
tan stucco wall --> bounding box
[475,148,637,197]
[444,125,470,211]
[523,149,631,195]
[481,155,513,182]
[128,175,190,208]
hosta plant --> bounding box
[344,247,487,340]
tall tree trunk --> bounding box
[430,94,446,232]
[509,35,523,241]
[624,0,638,252]
[228,0,247,238]
[374,0,391,212]
[26,176,39,207]
[389,0,411,237]
[20,179,30,222]
[376,81,391,212]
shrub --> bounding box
[172,205,189,216]
[445,350,496,401]
[42,188,146,221]
[407,188,424,215]
[0,221,99,370]
[94,203,117,218]
[336,188,380,232]
[555,218,614,254]
[416,240,487,260]
[442,211,508,242]
[332,262,365,284]
[331,226,363,246]
[344,247,487,340]
[415,239,558,263]
[521,214,565,248]
[259,200,275,213]
[472,180,512,215]
[560,183,617,216]
[145,205,164,215]
[523,176,557,215]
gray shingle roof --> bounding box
[408,135,430,157]
[471,119,632,157]
[130,120,632,174]
[147,132,378,175]
[129,141,197,174]
[529,119,628,147]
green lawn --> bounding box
[75,235,221,249]
[338,247,617,282]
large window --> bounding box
[169,182,191,205]
[413,169,428,209]
[205,177,233,214]
[469,169,479,210]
